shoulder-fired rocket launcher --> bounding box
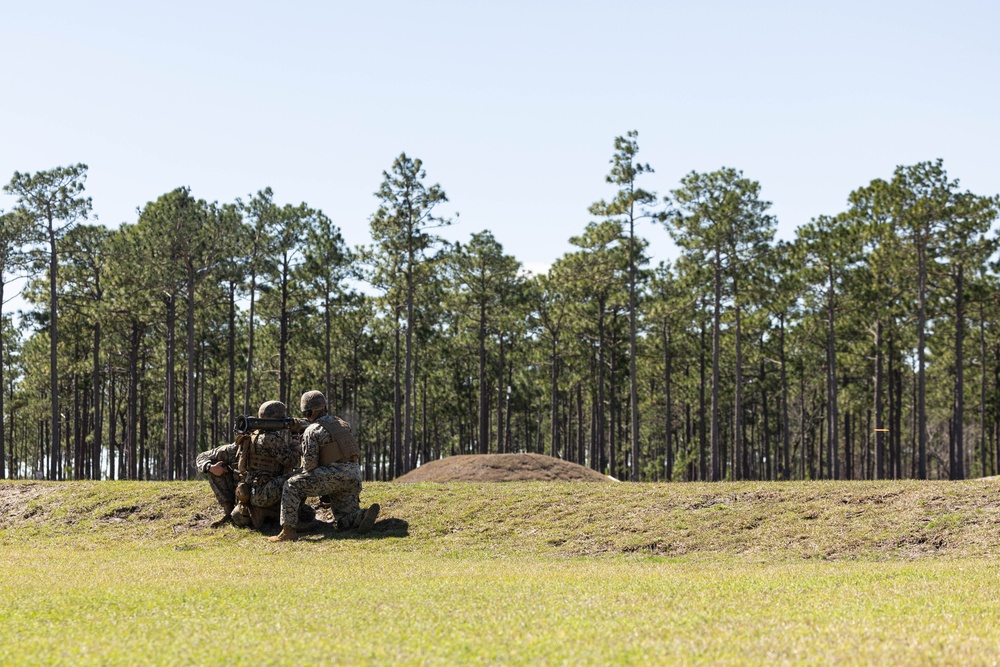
[233,415,310,435]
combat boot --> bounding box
[357,503,380,534]
[269,525,298,542]
[210,503,235,528]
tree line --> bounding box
[1,134,998,483]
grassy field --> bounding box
[2,478,1000,665]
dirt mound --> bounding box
[395,453,612,483]
[0,482,58,527]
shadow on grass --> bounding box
[308,518,410,541]
[250,517,410,541]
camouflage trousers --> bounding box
[250,473,286,509]
[207,471,284,509]
[207,470,237,508]
[280,462,364,529]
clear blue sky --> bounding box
[2,1,998,279]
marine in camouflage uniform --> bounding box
[196,442,239,527]
[199,400,307,529]
[270,390,379,542]
[233,401,305,528]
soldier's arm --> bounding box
[195,445,223,473]
[300,427,320,472]
[196,443,238,473]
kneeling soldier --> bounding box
[198,400,305,529]
[270,390,379,542]
[232,400,305,529]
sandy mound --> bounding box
[0,483,58,528]
[394,453,612,483]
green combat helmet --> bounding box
[300,390,327,415]
[258,400,287,420]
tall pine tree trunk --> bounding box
[953,264,965,479]
[140,363,148,480]
[393,304,402,478]
[779,315,790,480]
[699,315,708,481]
[496,334,505,454]
[894,350,902,476]
[826,269,839,480]
[628,217,639,482]
[0,279,5,479]
[733,288,744,481]
[243,272,257,417]
[980,308,988,476]
[72,373,80,478]
[48,226,60,480]
[324,291,332,406]
[279,261,289,407]
[505,365,513,454]
[128,322,140,480]
[108,368,117,481]
[185,271,197,479]
[917,242,928,478]
[92,323,102,480]
[404,259,414,473]
[479,303,489,454]
[664,325,673,481]
[874,320,885,479]
[164,294,176,479]
[711,251,722,481]
[758,352,767,480]
[227,280,235,440]
[597,298,607,474]
[550,334,558,459]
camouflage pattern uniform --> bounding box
[197,432,300,511]
[197,443,239,510]
[280,415,366,530]
[246,430,300,509]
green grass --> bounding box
[2,479,1000,665]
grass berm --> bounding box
[2,475,1000,665]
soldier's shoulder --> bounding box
[325,414,352,430]
[210,442,239,456]
[260,431,285,445]
[199,442,237,463]
[305,420,331,438]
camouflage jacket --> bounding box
[196,443,238,474]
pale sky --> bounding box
[2,1,998,284]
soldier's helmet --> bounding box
[300,390,327,414]
[258,400,287,420]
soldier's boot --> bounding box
[357,503,380,534]
[268,525,298,542]
[210,503,235,528]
